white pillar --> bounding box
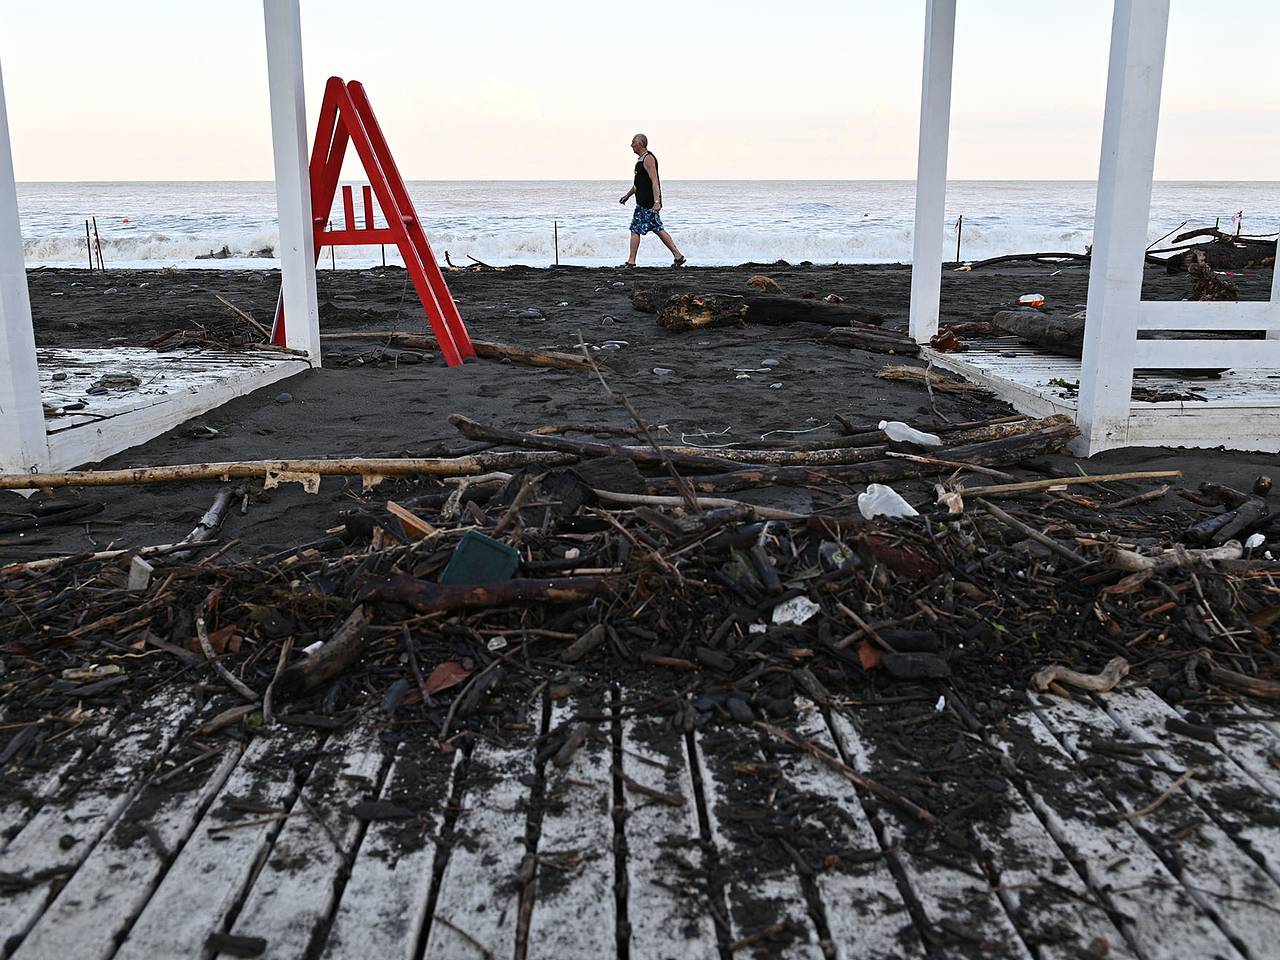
[908,0,957,343]
[0,59,46,474]
[1076,0,1170,454]
[264,0,321,364]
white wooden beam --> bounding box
[1075,0,1171,454]
[263,0,320,364]
[908,0,957,344]
[0,59,47,475]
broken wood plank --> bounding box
[12,744,243,960]
[524,697,617,959]
[621,707,719,960]
[225,724,386,957]
[113,731,317,960]
[424,709,539,960]
[0,691,197,952]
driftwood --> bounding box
[645,290,885,332]
[275,606,372,701]
[1150,228,1278,273]
[321,332,592,371]
[874,365,992,396]
[825,328,920,356]
[651,418,1080,493]
[966,252,1091,270]
[992,309,1084,357]
[0,452,577,491]
[362,573,619,613]
[1031,657,1130,693]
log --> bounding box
[629,284,674,313]
[874,365,992,396]
[652,292,886,332]
[320,332,593,370]
[992,309,1084,357]
[0,451,577,491]
[362,573,619,613]
[274,606,372,701]
[650,418,1080,493]
[447,414,742,472]
[824,329,919,356]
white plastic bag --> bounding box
[858,484,919,520]
[879,420,942,447]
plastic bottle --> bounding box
[879,420,943,447]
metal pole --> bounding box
[85,220,93,270]
[92,216,104,270]
[329,221,335,270]
[381,243,385,268]
[955,214,963,262]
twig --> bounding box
[978,499,1089,566]
[196,615,259,703]
[262,635,295,724]
[214,293,271,340]
[1118,767,1201,821]
[961,470,1181,498]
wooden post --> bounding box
[263,0,321,364]
[329,221,336,269]
[91,215,103,270]
[1076,0,1170,455]
[0,59,48,474]
[554,220,559,266]
[954,214,963,263]
[908,0,957,343]
[84,220,93,270]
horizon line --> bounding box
[14,177,1280,186]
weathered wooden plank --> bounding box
[825,709,1032,959]
[424,711,538,960]
[524,697,617,959]
[0,710,116,848]
[223,724,386,958]
[1174,699,1280,799]
[620,706,719,960]
[1003,705,1228,960]
[13,742,243,960]
[0,691,196,951]
[1036,692,1277,957]
[1097,690,1280,889]
[691,726,822,959]
[114,730,317,960]
[784,702,925,959]
[321,738,459,960]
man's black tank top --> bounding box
[634,152,658,208]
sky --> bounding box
[2,0,1277,182]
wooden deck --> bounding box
[922,339,1280,454]
[3,687,1278,959]
[33,347,310,472]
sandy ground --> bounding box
[6,260,1276,561]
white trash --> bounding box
[772,596,821,626]
[879,420,942,447]
[1245,533,1266,550]
[858,484,919,520]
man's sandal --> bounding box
[672,257,686,267]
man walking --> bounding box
[619,134,686,267]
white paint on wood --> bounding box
[524,698,618,959]
[1096,689,1280,890]
[826,710,1032,959]
[424,711,538,960]
[1210,706,1280,799]
[0,59,46,475]
[263,0,321,363]
[1034,693,1277,957]
[907,0,957,344]
[787,703,924,960]
[321,744,458,960]
[620,709,719,960]
[0,711,115,849]
[0,691,196,950]
[34,347,308,472]
[1138,301,1280,331]
[1134,339,1280,370]
[224,725,385,958]
[689,728,822,959]
[1076,0,1171,453]
[115,731,316,960]
[14,744,243,960]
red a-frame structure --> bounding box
[271,77,474,366]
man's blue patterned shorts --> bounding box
[629,206,664,235]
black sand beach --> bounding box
[9,260,1276,562]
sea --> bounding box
[15,180,1280,271]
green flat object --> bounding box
[440,530,520,585]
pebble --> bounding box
[653,367,674,377]
[515,307,543,319]
[102,288,118,295]
[275,392,293,404]
[761,358,780,367]
[725,697,754,723]
[770,382,783,389]
[396,351,422,365]
[52,372,67,381]
[611,281,625,287]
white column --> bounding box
[908,0,957,343]
[264,0,320,364]
[1076,0,1170,454]
[0,59,46,474]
